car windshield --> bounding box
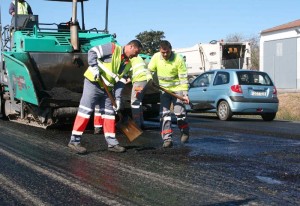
[236,71,273,86]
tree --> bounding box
[225,33,260,70]
[247,35,260,69]
[136,30,165,55]
[225,33,245,42]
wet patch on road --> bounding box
[256,176,283,185]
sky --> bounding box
[0,0,299,49]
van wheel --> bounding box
[217,101,232,121]
[261,113,276,121]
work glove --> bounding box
[113,99,122,112]
[182,91,190,105]
[90,66,100,80]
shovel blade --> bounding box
[119,118,143,142]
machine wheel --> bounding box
[217,100,232,121]
[261,113,276,121]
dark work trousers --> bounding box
[130,80,149,127]
[159,91,189,141]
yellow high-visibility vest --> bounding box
[12,1,29,15]
[148,52,188,92]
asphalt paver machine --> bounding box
[0,0,116,128]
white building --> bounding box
[260,19,300,90]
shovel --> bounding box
[98,76,143,142]
[151,82,198,111]
[152,82,186,102]
[152,82,204,111]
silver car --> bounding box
[188,69,279,121]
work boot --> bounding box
[163,140,173,148]
[181,134,189,143]
[108,145,126,153]
[94,127,103,134]
[68,142,87,154]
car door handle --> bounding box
[202,88,207,91]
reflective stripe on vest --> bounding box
[84,44,122,88]
[131,68,148,79]
[84,44,131,90]
[160,82,180,87]
[97,60,120,82]
[130,62,145,71]
[90,46,104,58]
[130,56,152,83]
[158,76,177,81]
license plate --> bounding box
[251,91,266,96]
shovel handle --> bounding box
[98,75,142,141]
[152,82,186,101]
[98,76,117,108]
[96,61,118,108]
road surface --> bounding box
[0,115,299,205]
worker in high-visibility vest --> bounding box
[148,40,190,148]
[128,55,152,128]
[93,55,152,133]
[9,0,33,16]
[68,40,143,154]
[9,0,33,46]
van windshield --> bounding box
[237,71,273,86]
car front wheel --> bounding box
[261,113,276,121]
[217,100,232,121]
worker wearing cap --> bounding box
[68,40,143,154]
[148,40,190,148]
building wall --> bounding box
[260,28,300,90]
[263,38,296,88]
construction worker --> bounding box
[93,55,153,133]
[93,55,152,132]
[148,40,190,148]
[68,40,143,154]
[128,55,152,128]
[9,0,33,16]
[9,0,33,46]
